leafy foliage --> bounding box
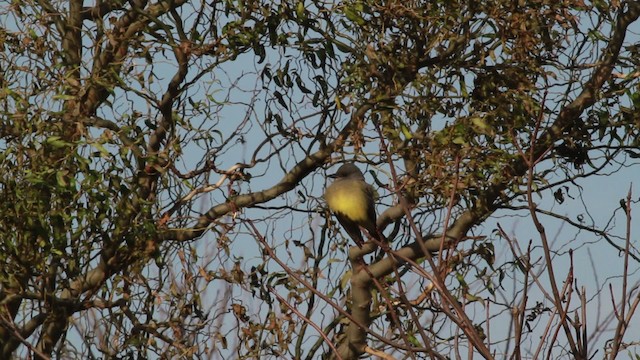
[1,0,640,359]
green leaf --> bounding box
[296,1,305,19]
[295,76,312,94]
[452,136,467,145]
[407,334,421,347]
[274,91,288,109]
[460,78,468,98]
[46,136,71,149]
[631,92,640,109]
[91,142,110,158]
[471,117,492,135]
[334,40,353,53]
[56,171,67,187]
[464,293,484,304]
[52,94,76,101]
[400,123,413,140]
[343,4,366,26]
[456,273,467,287]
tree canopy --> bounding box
[1,0,640,359]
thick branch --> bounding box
[161,104,373,242]
[341,4,640,358]
[81,0,189,115]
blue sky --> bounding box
[166,14,640,357]
[4,2,640,358]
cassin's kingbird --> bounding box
[324,163,380,245]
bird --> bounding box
[324,163,381,246]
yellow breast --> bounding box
[325,180,370,223]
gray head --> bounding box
[329,163,365,180]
